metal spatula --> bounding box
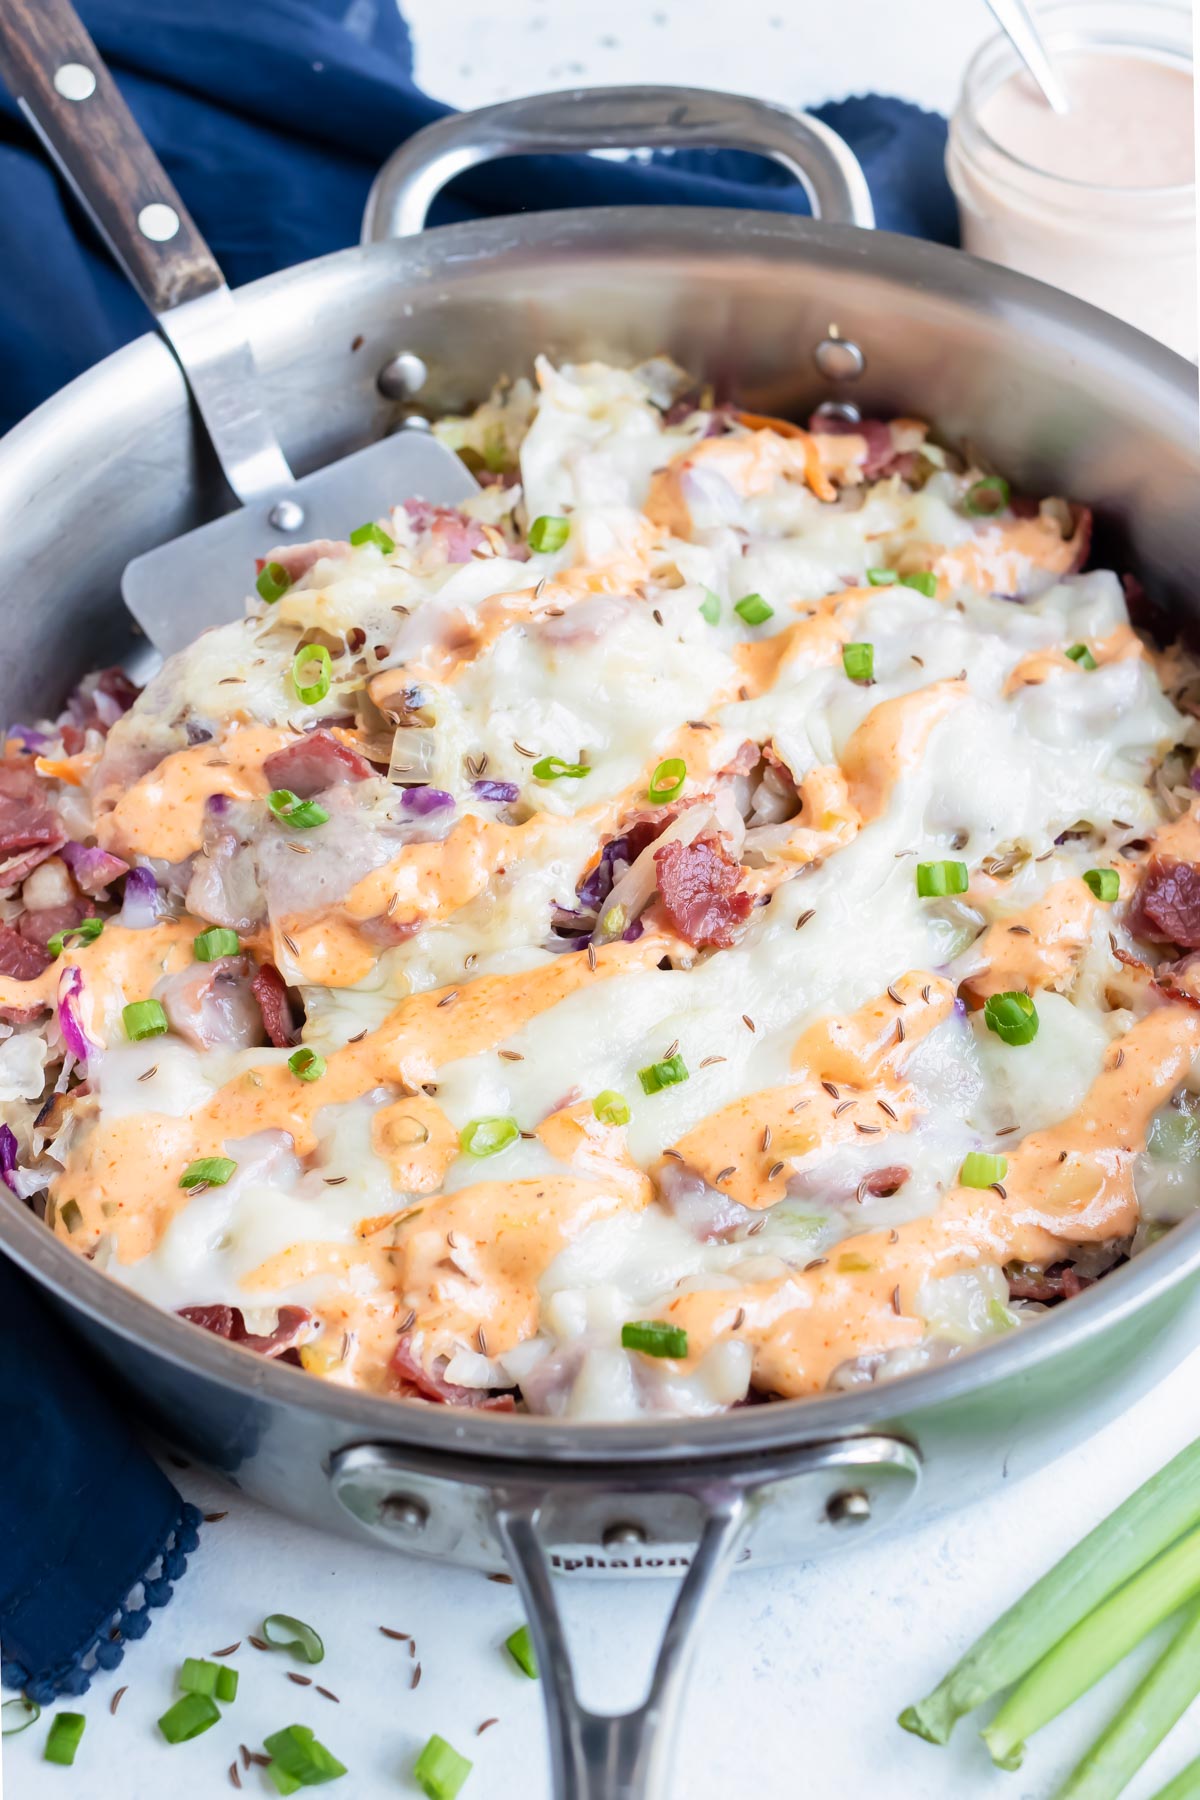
[0,0,478,659]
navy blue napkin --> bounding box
[0,0,955,1702]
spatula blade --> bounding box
[122,432,480,659]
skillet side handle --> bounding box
[493,1485,751,1800]
[0,0,222,314]
[362,85,875,242]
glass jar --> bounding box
[947,1,1196,358]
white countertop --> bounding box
[11,7,1200,1799]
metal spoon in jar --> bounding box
[983,0,1070,113]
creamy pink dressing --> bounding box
[979,54,1194,189]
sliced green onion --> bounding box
[1066,643,1098,669]
[288,1047,326,1083]
[505,1624,539,1679]
[528,515,570,554]
[983,1521,1200,1770]
[44,1711,85,1765]
[263,1723,346,1788]
[2,1698,40,1736]
[734,592,773,626]
[842,642,874,683]
[638,1053,689,1095]
[622,1320,688,1358]
[47,916,102,958]
[1151,1754,1200,1800]
[1054,1595,1200,1800]
[532,755,589,781]
[158,1693,220,1745]
[960,1152,1007,1189]
[900,1437,1200,1746]
[123,998,168,1041]
[964,476,1010,517]
[292,643,332,706]
[899,570,937,598]
[866,567,899,586]
[193,927,240,962]
[1083,868,1119,903]
[699,588,721,625]
[916,860,968,898]
[647,757,686,804]
[983,990,1039,1047]
[180,1156,237,1190]
[592,1090,630,1127]
[261,1615,326,1664]
[1147,1109,1200,1164]
[179,1657,239,1702]
[987,1297,1018,1333]
[413,1734,472,1800]
[349,521,395,554]
[267,789,330,830]
[459,1116,519,1158]
[256,561,292,604]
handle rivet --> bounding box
[53,63,97,102]
[813,399,862,426]
[137,203,181,243]
[813,336,865,382]
[826,1488,871,1526]
[602,1521,646,1549]
[379,1492,429,1532]
[268,498,305,533]
[377,352,428,401]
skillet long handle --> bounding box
[0,0,220,315]
[0,0,293,502]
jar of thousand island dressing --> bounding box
[947,1,1196,358]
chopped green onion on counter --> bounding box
[193,926,240,961]
[527,515,569,554]
[413,1734,473,1800]
[43,1711,85,1765]
[622,1320,688,1358]
[158,1694,221,1745]
[505,1624,539,1679]
[261,1614,326,1664]
[264,1723,346,1790]
[1,1698,39,1736]
[349,521,395,554]
[179,1657,238,1702]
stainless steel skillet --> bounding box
[0,16,1196,1796]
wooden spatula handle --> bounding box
[0,0,222,315]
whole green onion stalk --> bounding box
[1151,1752,1200,1800]
[1051,1595,1200,1799]
[900,1437,1200,1745]
[983,1522,1200,1769]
